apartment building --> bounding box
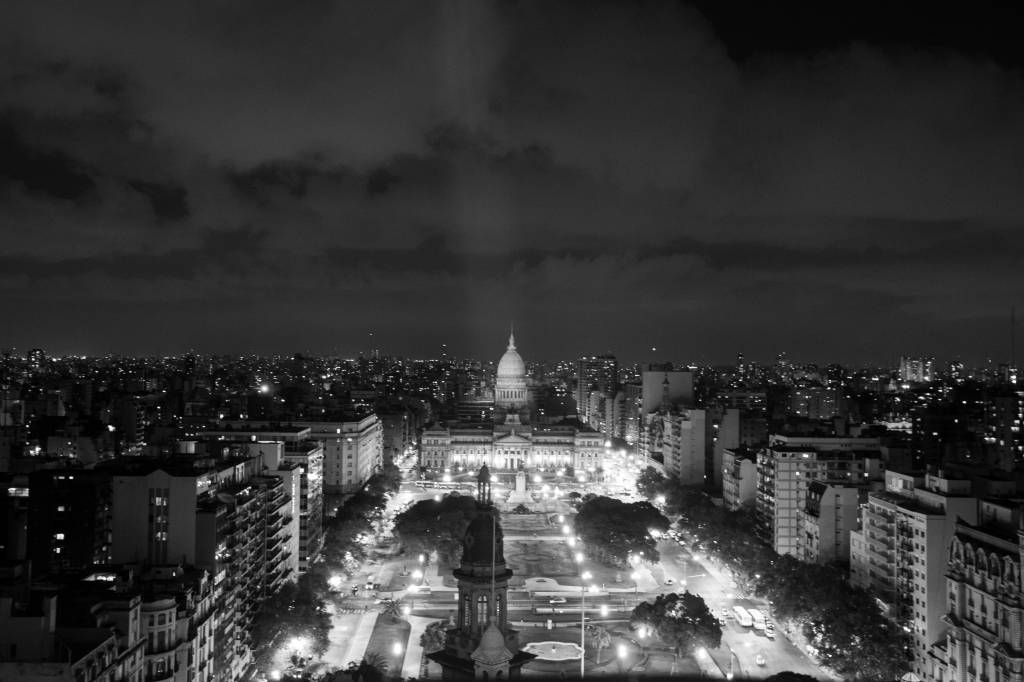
[722,447,757,511]
[797,481,859,564]
[217,417,382,495]
[202,426,325,570]
[756,435,882,556]
[662,408,707,485]
[925,500,1024,682]
[102,454,296,682]
[282,441,324,569]
[848,470,981,679]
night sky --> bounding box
[2,1,1023,364]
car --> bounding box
[764,622,775,639]
[755,653,767,666]
[718,608,730,621]
[664,578,675,585]
[549,596,567,604]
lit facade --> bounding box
[421,337,605,476]
[755,435,882,556]
[721,447,757,511]
[848,470,980,680]
[927,502,1024,682]
[797,481,859,564]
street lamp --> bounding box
[580,570,593,678]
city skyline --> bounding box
[2,2,1024,363]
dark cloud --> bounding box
[127,179,188,220]
[0,121,96,200]
[0,1,1022,361]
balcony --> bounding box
[866,534,894,553]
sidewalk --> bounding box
[401,615,436,679]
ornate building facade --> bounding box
[927,504,1024,682]
[420,332,605,475]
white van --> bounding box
[748,608,766,632]
[732,605,753,628]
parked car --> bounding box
[764,622,775,639]
[549,596,567,604]
[664,578,675,585]
[755,653,767,666]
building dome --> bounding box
[472,622,513,666]
[496,331,525,379]
[461,511,505,565]
[495,328,528,413]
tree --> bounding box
[252,573,331,660]
[420,620,448,653]
[350,653,388,682]
[574,496,669,567]
[631,591,722,657]
[585,624,612,663]
[635,467,667,499]
[393,494,479,565]
[379,598,405,620]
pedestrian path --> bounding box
[401,614,437,679]
[336,611,378,668]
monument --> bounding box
[427,467,535,679]
[506,470,533,506]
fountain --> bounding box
[522,641,583,661]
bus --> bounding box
[748,608,766,631]
[732,605,753,628]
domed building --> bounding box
[494,329,528,413]
[419,330,606,476]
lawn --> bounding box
[360,615,412,678]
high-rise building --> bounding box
[721,447,757,511]
[27,469,112,576]
[654,408,707,485]
[848,470,992,679]
[900,356,936,384]
[756,435,882,556]
[575,355,618,424]
[797,481,860,564]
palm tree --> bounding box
[379,598,405,620]
[585,624,612,663]
[353,652,388,682]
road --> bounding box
[654,537,832,679]
[317,454,831,680]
